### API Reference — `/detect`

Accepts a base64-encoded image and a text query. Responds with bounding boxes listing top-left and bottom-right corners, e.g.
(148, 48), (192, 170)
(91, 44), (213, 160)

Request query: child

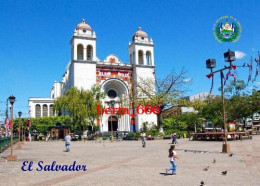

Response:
(166, 145), (179, 175)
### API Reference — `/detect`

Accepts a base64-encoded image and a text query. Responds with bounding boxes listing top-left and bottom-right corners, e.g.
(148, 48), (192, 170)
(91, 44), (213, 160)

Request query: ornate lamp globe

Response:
(18, 111), (22, 117)
(9, 95), (16, 104)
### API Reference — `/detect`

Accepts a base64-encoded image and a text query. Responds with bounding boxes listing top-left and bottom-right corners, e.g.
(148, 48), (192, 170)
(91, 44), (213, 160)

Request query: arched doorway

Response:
(108, 116), (118, 132)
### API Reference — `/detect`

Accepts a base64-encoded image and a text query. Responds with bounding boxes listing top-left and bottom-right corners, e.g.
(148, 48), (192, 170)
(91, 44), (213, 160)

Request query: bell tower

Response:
(68, 19), (97, 90)
(70, 19), (97, 61)
(128, 27), (154, 66)
(128, 27), (157, 132)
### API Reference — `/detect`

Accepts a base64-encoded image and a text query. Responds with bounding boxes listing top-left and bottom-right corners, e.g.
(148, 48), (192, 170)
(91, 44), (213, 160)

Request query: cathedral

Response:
(28, 19), (157, 132)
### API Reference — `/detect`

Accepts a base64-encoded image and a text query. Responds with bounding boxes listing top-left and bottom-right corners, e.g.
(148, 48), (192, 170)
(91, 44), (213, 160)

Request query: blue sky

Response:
(0, 0), (260, 118)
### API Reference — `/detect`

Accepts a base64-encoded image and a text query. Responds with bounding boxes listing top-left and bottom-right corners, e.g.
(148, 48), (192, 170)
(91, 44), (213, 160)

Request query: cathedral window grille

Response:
(107, 89), (117, 99)
(146, 51), (151, 65)
(43, 104), (48, 116)
(138, 50), (144, 65)
(77, 44), (83, 60)
(49, 104), (54, 116)
(35, 104), (41, 118)
(87, 45), (93, 60)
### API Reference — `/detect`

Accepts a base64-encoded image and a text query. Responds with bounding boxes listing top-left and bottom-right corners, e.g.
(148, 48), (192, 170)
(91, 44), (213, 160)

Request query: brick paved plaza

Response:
(0, 136), (260, 186)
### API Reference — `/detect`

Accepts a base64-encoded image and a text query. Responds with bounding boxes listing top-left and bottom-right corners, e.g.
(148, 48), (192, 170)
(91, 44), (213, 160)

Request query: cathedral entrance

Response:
(108, 116), (118, 132)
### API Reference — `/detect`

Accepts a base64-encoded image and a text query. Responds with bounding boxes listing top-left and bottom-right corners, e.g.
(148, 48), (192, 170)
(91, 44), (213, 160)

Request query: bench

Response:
(163, 135), (172, 139)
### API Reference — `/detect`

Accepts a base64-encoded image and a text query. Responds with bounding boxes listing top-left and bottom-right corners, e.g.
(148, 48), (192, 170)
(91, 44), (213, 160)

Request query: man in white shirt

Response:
(141, 132), (146, 147)
(65, 133), (71, 152)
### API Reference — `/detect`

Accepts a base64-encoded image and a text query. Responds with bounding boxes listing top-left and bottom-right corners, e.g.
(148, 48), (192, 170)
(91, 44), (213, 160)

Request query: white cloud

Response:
(183, 78), (192, 83)
(235, 51), (246, 59)
(254, 81), (260, 86)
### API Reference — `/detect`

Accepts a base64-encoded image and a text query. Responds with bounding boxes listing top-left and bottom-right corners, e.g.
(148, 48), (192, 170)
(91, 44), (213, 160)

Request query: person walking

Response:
(173, 133), (178, 144)
(166, 145), (179, 175)
(141, 132), (146, 147)
(64, 133), (71, 152)
(171, 132), (175, 144)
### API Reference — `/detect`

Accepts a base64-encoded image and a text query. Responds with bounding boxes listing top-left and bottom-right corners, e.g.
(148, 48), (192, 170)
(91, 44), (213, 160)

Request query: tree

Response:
(224, 79), (246, 97)
(54, 85), (105, 132)
(198, 97), (224, 128)
(178, 112), (203, 132)
(85, 85), (105, 131)
(251, 90), (260, 114)
(225, 94), (252, 121)
(132, 69), (188, 132)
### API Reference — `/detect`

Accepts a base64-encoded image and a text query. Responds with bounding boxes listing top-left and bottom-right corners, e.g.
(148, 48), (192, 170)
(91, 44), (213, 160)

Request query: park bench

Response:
(163, 135), (171, 139)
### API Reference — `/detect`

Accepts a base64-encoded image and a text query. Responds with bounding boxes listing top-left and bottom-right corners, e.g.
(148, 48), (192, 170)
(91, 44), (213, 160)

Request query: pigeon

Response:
(222, 171), (227, 175)
(200, 181), (205, 186)
(229, 153), (233, 157)
(184, 150), (187, 152)
(213, 159), (216, 164)
(203, 166), (209, 171)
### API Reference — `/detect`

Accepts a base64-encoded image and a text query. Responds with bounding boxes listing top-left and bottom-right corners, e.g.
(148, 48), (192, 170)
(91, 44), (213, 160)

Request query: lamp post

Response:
(206, 49), (235, 153)
(16, 111), (22, 149)
(108, 100), (115, 142)
(7, 95), (17, 161)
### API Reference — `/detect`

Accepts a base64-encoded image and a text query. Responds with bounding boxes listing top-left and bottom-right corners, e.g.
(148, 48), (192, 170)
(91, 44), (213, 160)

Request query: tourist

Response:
(65, 133), (71, 152)
(116, 132), (119, 141)
(166, 145), (179, 175)
(141, 132), (146, 147)
(173, 133), (178, 144)
(171, 132), (175, 144)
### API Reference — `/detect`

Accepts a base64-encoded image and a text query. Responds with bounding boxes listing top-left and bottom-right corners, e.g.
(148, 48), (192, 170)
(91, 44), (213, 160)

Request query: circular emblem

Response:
(213, 16), (242, 43)
(109, 57), (116, 63)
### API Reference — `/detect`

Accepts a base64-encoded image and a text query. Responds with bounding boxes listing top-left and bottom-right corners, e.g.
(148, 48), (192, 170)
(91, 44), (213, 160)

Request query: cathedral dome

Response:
(133, 27), (148, 38)
(76, 19), (91, 31)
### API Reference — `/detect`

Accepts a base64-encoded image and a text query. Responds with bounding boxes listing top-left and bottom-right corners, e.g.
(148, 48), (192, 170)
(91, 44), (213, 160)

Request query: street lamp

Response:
(16, 111), (22, 149)
(7, 95), (17, 161)
(108, 100), (116, 142)
(206, 49), (236, 153)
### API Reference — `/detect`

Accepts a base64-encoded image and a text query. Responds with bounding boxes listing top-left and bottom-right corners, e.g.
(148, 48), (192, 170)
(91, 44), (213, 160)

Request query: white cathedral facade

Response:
(29, 19), (157, 132)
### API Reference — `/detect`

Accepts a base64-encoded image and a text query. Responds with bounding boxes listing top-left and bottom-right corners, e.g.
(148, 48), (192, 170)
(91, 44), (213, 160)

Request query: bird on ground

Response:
(200, 181), (205, 186)
(213, 159), (216, 163)
(229, 153), (233, 157)
(222, 171), (227, 175)
(184, 150), (187, 152)
(203, 166), (209, 171)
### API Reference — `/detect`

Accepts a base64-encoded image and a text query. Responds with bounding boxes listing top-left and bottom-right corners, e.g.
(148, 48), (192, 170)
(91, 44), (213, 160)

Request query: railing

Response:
(0, 135), (19, 153)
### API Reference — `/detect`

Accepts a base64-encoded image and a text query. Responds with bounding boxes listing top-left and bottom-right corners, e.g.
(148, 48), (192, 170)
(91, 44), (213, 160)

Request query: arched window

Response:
(130, 54), (132, 64)
(133, 52), (135, 64)
(43, 104), (48, 116)
(87, 45), (93, 60)
(49, 104), (54, 116)
(138, 50), (143, 65)
(35, 104), (41, 118)
(146, 51), (152, 65)
(77, 44), (83, 60)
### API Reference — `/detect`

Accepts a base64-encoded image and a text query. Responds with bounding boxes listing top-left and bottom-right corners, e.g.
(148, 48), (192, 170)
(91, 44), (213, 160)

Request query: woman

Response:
(166, 145), (179, 175)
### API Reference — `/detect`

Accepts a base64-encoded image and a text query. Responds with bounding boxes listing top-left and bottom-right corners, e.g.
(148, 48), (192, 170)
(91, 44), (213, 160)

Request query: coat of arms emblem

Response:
(213, 16), (242, 43)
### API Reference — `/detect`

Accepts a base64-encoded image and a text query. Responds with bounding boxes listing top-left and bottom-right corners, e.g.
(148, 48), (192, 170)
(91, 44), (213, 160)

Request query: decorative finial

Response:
(81, 18), (85, 23)
(138, 27), (141, 31)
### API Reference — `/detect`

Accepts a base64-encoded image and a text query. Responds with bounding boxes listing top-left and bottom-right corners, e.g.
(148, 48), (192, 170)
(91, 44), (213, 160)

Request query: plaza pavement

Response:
(0, 135), (260, 186)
